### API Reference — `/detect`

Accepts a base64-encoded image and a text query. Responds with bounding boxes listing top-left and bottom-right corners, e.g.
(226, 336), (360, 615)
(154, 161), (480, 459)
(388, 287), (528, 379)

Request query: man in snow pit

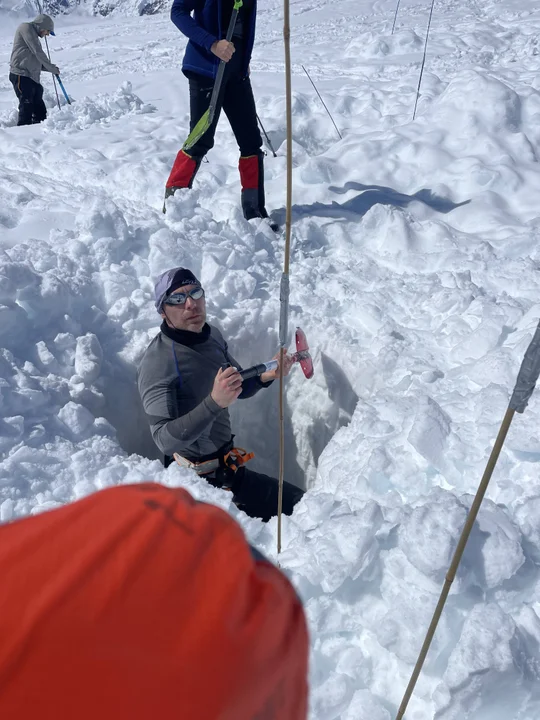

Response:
(137, 266), (305, 522)
(165, 0), (270, 222)
(0, 483), (309, 719)
(9, 14), (60, 126)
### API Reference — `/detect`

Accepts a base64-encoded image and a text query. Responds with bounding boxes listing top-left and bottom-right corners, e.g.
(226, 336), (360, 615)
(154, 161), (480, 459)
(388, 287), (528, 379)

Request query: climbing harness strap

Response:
(173, 446), (254, 476)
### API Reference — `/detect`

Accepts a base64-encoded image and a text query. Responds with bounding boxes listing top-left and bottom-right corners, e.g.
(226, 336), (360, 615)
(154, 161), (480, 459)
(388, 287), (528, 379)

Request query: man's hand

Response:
(260, 350), (295, 383)
(51, 65), (60, 75)
(211, 366), (242, 408)
(211, 40), (235, 62)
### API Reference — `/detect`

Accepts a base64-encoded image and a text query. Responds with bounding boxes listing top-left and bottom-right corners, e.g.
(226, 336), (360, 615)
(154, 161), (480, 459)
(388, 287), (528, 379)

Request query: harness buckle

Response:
(223, 447), (255, 472)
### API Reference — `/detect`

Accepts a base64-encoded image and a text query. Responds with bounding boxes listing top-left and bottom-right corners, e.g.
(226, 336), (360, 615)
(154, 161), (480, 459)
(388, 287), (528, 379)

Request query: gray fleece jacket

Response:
(10, 15), (59, 84)
(137, 323), (271, 460)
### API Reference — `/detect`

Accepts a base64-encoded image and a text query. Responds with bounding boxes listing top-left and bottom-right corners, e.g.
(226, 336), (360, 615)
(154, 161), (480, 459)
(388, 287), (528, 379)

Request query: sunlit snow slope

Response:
(2, 0), (540, 717)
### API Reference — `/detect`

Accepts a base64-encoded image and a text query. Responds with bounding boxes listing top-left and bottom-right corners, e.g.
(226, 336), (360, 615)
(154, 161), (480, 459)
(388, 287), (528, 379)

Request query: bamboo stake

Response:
(395, 320), (540, 718)
(277, 0), (293, 555)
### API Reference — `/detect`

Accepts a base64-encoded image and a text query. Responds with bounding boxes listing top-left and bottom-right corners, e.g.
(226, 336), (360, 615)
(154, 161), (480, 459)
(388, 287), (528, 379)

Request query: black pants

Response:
(164, 453), (303, 523)
(229, 467), (304, 523)
(9, 73), (47, 126)
(186, 39), (262, 159)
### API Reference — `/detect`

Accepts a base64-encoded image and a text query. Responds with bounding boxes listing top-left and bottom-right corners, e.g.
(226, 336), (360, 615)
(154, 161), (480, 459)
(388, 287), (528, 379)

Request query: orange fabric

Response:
(166, 149), (198, 189)
(224, 447), (255, 471)
(239, 155), (259, 190)
(0, 484), (308, 720)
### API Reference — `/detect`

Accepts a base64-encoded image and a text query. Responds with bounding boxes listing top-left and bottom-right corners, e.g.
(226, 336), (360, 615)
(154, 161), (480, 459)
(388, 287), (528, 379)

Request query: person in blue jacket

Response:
(166, 0), (270, 222)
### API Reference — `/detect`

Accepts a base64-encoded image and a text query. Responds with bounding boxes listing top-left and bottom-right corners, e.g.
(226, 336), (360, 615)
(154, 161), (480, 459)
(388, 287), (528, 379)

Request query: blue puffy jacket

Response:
(171, 0), (257, 80)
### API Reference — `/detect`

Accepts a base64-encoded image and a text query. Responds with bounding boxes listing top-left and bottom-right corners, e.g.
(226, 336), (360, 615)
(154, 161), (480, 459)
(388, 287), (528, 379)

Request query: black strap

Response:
(163, 454), (174, 468)
(163, 438), (234, 469)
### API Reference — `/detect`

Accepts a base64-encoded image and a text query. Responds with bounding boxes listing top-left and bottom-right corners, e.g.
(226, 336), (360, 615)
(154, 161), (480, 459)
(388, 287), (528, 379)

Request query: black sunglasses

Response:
(164, 287), (205, 306)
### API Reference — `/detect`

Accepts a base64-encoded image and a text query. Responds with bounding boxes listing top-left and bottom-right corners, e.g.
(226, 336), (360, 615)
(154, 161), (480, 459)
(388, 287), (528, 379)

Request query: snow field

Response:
(2, 0), (540, 717)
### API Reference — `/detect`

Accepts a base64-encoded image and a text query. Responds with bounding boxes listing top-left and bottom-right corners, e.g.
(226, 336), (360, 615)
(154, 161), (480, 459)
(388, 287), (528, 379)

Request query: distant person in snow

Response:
(9, 14), (60, 126)
(166, 0), (270, 222)
(0, 483), (309, 719)
(137, 267), (305, 522)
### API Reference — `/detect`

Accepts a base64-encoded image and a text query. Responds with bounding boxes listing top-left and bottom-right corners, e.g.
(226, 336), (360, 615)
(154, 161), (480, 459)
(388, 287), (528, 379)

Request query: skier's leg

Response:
(165, 150), (204, 197)
(32, 82), (47, 124)
(9, 73), (22, 102)
(166, 75), (224, 195)
(231, 467), (304, 523)
(238, 151), (268, 220)
(10, 74), (34, 126)
(222, 75), (267, 220)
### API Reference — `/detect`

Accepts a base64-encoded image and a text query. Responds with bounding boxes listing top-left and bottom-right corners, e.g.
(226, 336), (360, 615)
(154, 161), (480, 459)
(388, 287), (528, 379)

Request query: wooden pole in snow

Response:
(395, 320), (540, 718)
(277, 0), (293, 555)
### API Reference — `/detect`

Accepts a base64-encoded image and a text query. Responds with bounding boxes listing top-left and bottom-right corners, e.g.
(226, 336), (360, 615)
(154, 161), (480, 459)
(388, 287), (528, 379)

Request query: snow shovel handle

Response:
(236, 349), (311, 382)
(244, 350), (312, 378)
(206, 1), (243, 125)
(239, 360), (278, 381)
(509, 319), (540, 413)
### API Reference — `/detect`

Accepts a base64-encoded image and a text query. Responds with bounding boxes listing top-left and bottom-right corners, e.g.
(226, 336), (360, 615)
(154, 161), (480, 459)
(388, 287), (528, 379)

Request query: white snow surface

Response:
(2, 0), (540, 717)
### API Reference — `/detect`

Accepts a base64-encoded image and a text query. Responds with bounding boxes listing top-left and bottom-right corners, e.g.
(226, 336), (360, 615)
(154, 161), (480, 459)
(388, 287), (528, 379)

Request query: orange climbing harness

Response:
(173, 447), (254, 476)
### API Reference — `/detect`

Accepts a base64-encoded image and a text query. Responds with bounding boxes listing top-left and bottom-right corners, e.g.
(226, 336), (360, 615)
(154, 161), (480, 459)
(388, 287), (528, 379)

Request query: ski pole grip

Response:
(239, 360), (278, 381)
(509, 319), (540, 413)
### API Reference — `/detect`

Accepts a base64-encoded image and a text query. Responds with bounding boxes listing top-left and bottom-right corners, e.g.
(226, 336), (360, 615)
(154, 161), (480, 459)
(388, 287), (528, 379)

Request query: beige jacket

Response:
(10, 15), (59, 84)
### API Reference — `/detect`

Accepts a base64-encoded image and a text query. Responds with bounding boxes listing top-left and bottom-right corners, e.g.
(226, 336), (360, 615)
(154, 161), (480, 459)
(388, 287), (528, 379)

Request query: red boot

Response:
(165, 150), (202, 198)
(239, 152), (269, 220)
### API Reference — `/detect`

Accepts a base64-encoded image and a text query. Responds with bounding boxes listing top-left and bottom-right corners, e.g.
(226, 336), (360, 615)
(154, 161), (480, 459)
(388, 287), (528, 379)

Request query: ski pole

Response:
(256, 113), (277, 157)
(57, 76), (71, 105)
(301, 65), (342, 140)
(391, 0), (402, 34)
(183, 0), (243, 151)
(412, 0), (436, 120)
(44, 36), (61, 110)
(395, 319), (540, 719)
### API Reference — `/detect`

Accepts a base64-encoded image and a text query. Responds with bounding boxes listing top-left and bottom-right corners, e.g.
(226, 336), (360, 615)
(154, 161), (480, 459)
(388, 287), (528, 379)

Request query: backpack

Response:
(0, 483), (308, 719)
